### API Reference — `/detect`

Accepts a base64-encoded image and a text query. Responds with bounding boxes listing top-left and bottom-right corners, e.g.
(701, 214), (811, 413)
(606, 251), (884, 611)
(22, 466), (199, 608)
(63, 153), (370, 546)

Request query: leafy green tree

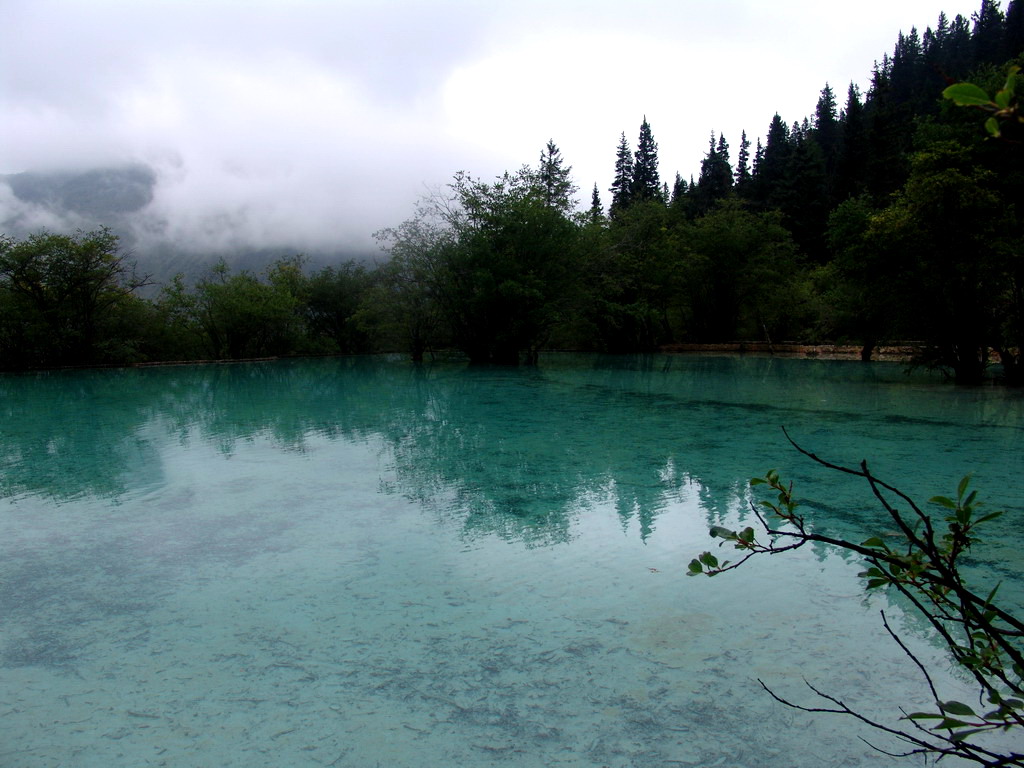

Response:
(304, 262), (373, 354)
(0, 228), (150, 367)
(591, 198), (682, 351)
(821, 195), (896, 359)
(864, 142), (1006, 383)
(378, 168), (581, 364)
(193, 260), (302, 360)
(370, 214), (453, 362)
(442, 170), (581, 363)
(151, 274), (205, 360)
(683, 200), (805, 342)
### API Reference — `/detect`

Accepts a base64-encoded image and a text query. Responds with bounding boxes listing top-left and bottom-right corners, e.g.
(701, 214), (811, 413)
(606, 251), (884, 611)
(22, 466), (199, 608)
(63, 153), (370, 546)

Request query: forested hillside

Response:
(2, 1), (1022, 381)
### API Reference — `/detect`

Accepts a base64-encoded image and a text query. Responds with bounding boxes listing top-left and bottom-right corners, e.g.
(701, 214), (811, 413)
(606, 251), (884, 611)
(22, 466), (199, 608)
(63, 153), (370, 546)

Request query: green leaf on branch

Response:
(930, 495), (957, 509)
(709, 525), (735, 539)
(943, 83), (993, 106)
(940, 700), (977, 717)
(985, 117), (1001, 137)
(698, 551), (719, 569)
(957, 475), (971, 499)
(687, 559), (704, 575)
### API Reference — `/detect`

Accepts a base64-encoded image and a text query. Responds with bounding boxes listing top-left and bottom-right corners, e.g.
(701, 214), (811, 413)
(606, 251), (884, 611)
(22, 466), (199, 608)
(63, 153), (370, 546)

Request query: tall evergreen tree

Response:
(671, 172), (687, 203)
(692, 132), (734, 215)
(589, 184), (604, 225)
(609, 132), (634, 219)
(864, 60), (912, 199)
(1006, 0), (1024, 59)
(536, 139), (577, 214)
(972, 0), (1006, 66)
(834, 83), (868, 202)
(945, 14), (975, 76)
(735, 130), (753, 196)
(631, 117), (661, 202)
(752, 114), (790, 208)
(783, 131), (829, 262)
(813, 85), (840, 165)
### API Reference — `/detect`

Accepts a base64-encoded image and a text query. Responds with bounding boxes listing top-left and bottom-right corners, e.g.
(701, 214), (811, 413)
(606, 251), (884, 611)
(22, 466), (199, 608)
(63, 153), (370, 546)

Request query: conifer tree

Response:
(972, 0), (1006, 66)
(672, 172), (686, 201)
(945, 14), (974, 76)
(589, 184), (604, 224)
(752, 115), (791, 208)
(1006, 0), (1024, 60)
(536, 140), (577, 214)
(734, 130), (753, 196)
(631, 117), (661, 202)
(609, 132), (634, 219)
(834, 83), (868, 202)
(752, 139), (764, 179)
(692, 132), (734, 215)
(813, 85), (840, 164)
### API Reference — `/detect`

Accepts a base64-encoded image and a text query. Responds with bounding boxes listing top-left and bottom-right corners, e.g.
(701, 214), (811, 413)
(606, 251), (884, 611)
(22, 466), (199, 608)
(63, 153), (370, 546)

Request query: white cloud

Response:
(0, 0), (986, 259)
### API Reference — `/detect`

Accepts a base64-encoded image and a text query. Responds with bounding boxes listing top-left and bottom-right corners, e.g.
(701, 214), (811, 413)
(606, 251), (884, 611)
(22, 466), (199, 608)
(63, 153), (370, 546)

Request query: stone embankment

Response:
(660, 342), (920, 361)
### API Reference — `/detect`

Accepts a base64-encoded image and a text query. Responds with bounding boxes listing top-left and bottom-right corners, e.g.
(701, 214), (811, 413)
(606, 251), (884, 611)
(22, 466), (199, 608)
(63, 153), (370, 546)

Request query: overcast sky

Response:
(1, 0), (984, 257)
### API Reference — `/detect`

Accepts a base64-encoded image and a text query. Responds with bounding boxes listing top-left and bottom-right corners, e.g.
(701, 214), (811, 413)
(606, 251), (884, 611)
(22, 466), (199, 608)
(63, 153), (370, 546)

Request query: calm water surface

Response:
(1, 354), (1022, 767)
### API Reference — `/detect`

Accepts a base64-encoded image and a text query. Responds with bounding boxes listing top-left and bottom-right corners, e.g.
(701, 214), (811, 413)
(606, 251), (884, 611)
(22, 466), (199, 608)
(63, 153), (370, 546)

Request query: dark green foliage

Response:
(586, 199), (681, 351)
(1007, 1), (1024, 59)
(813, 84), (840, 184)
(304, 263), (373, 354)
(834, 83), (868, 202)
(3, 2), (1023, 376)
(537, 139), (577, 214)
(0, 228), (150, 368)
(973, 0), (1006, 66)
(375, 169), (581, 364)
(609, 132), (634, 220)
(192, 260), (303, 360)
(691, 132), (734, 216)
(682, 201), (805, 342)
(589, 183), (604, 225)
(734, 130), (752, 196)
(631, 117), (661, 202)
(751, 114), (790, 208)
(864, 143), (1009, 383)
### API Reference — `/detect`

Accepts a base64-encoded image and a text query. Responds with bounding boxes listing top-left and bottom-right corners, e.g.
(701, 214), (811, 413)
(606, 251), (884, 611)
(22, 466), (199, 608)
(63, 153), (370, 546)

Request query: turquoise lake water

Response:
(1, 354), (1022, 767)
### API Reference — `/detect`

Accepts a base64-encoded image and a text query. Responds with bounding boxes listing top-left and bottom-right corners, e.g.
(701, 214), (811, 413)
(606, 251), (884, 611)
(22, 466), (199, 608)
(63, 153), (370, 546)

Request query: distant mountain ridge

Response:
(2, 164), (157, 219)
(0, 164), (375, 285)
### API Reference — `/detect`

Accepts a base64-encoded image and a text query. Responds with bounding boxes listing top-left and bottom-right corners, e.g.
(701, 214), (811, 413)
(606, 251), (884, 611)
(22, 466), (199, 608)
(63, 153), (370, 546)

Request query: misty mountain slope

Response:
(2, 164), (157, 218)
(0, 164), (378, 287)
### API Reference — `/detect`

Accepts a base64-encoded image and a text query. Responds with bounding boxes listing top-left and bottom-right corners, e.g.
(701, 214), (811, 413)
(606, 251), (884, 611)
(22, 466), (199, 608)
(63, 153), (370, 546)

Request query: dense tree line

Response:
(1, 1), (1022, 382)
